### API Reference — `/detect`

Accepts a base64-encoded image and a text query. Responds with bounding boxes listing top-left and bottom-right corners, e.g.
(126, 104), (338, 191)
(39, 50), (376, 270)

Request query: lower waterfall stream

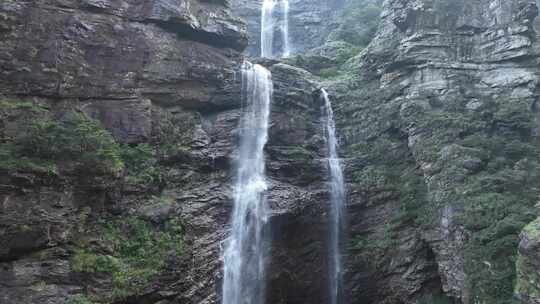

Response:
(321, 89), (346, 304)
(222, 62), (273, 304)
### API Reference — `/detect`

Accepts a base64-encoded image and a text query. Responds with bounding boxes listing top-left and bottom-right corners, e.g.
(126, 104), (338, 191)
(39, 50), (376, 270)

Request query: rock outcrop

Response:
(321, 0), (540, 303)
(516, 217), (540, 304)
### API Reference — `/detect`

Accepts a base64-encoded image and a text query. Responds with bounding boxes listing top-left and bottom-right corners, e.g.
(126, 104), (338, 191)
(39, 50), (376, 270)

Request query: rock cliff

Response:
(2, 0), (540, 304)
(1, 0), (249, 303)
(318, 0), (540, 303)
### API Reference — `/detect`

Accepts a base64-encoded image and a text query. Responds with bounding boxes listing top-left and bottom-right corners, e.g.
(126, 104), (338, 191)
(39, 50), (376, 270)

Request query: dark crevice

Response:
(41, 3), (247, 51)
(149, 19), (247, 51)
(8, 93), (139, 102)
(0, 245), (56, 264)
(415, 245), (463, 304)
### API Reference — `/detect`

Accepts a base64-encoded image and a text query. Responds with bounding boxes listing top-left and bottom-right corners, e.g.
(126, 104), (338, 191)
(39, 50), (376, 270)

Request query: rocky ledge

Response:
(516, 217), (540, 304)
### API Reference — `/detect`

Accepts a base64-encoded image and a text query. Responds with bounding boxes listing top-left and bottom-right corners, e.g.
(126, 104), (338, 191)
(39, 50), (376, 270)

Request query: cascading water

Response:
(222, 62), (273, 304)
(261, 0), (290, 58)
(261, 0), (275, 58)
(321, 89), (346, 304)
(280, 0), (290, 57)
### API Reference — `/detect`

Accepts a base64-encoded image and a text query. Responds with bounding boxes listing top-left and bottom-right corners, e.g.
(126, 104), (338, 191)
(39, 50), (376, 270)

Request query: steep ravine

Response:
(1, 1), (540, 304)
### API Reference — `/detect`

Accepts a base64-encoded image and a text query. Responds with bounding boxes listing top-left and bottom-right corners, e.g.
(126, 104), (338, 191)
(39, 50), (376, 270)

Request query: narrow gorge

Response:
(1, 1), (540, 304)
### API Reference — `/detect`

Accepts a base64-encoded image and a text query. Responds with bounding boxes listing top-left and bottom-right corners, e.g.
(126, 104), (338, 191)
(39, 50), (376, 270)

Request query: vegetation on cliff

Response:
(515, 217), (540, 304)
(0, 98), (123, 175)
(327, 1), (382, 47)
(71, 216), (184, 301)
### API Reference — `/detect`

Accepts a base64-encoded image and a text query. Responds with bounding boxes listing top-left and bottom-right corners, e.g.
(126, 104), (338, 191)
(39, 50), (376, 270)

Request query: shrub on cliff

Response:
(22, 111), (123, 174)
(71, 216), (184, 301)
(327, 2), (382, 47)
(0, 98), (123, 175)
(119, 143), (161, 185)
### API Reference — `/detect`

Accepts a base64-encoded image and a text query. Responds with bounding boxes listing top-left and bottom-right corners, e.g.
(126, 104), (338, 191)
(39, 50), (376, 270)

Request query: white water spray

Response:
(261, 0), (290, 58)
(280, 0), (290, 57)
(321, 89), (346, 304)
(261, 0), (275, 58)
(222, 62), (273, 304)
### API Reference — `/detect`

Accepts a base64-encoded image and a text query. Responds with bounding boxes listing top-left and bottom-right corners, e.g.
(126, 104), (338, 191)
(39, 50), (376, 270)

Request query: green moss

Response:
(522, 217), (540, 239)
(352, 166), (390, 189)
(71, 251), (120, 273)
(148, 194), (175, 206)
(515, 253), (540, 302)
(279, 146), (314, 161)
(335, 46), (363, 64)
(349, 138), (429, 266)
(404, 108), (487, 163)
(318, 67), (341, 79)
(0, 143), (58, 174)
(350, 133), (429, 224)
(71, 216), (184, 301)
(349, 92), (540, 304)
(441, 138), (540, 302)
(312, 41), (363, 65)
(327, 3), (382, 47)
(493, 99), (535, 134)
(24, 112), (124, 173)
(66, 295), (96, 304)
(416, 292), (453, 304)
(120, 143), (161, 185)
(1, 105), (123, 175)
(351, 223), (397, 253)
(417, 104), (540, 302)
(0, 98), (48, 114)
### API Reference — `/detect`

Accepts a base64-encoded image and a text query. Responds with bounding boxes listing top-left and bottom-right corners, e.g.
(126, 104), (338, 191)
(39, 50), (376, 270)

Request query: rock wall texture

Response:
(0, 0), (251, 303)
(315, 0), (540, 303)
(0, 1), (333, 304)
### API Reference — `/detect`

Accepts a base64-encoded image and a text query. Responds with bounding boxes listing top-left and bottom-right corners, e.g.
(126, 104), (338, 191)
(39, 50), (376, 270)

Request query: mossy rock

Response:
(515, 217), (540, 304)
(308, 41), (363, 65)
(326, 2), (382, 47)
(71, 216), (184, 301)
(1, 100), (124, 176)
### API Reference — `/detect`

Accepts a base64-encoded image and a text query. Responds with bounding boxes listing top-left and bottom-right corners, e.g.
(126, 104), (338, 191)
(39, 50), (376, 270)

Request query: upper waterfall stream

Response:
(222, 62), (273, 304)
(321, 89), (346, 304)
(261, 0), (290, 58)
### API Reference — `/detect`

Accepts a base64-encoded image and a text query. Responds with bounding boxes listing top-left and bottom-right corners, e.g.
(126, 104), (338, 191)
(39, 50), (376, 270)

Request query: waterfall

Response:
(261, 0), (275, 58)
(321, 89), (346, 304)
(222, 62), (273, 304)
(280, 0), (290, 57)
(261, 0), (290, 58)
